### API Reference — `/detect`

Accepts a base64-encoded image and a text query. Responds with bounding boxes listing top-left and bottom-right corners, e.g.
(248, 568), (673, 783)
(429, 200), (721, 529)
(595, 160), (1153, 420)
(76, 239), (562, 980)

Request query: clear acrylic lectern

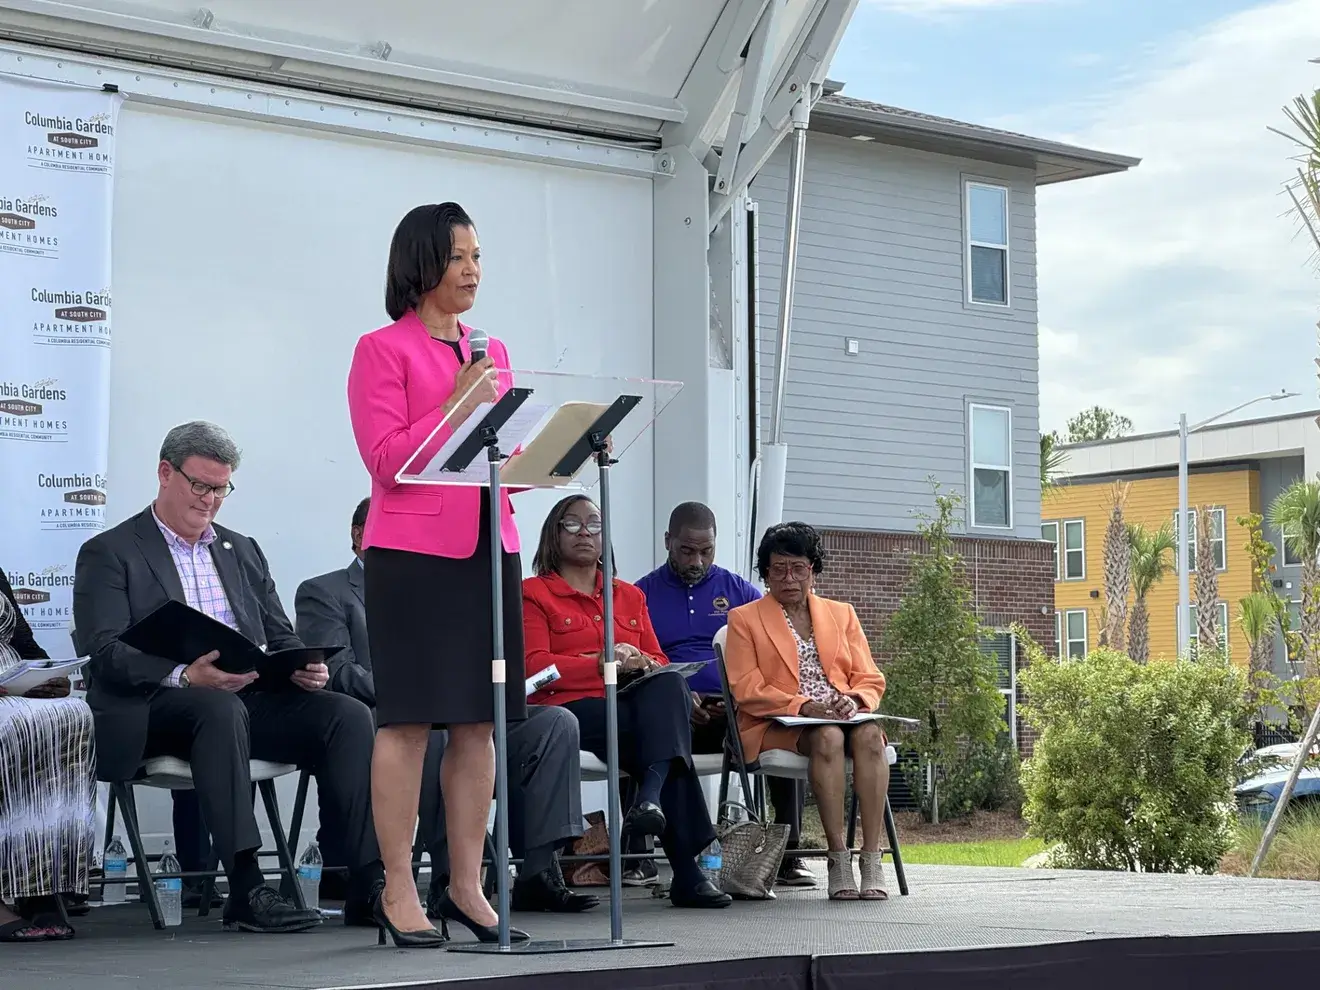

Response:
(396, 368), (682, 956)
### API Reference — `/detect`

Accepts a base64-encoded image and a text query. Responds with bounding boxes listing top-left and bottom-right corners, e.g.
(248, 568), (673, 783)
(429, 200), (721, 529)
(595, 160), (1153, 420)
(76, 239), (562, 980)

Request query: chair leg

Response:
(197, 848), (221, 918)
(99, 790), (117, 902)
(846, 790), (859, 850)
(288, 770), (310, 859)
(117, 783), (165, 930)
(883, 796), (909, 896)
(258, 779), (306, 911)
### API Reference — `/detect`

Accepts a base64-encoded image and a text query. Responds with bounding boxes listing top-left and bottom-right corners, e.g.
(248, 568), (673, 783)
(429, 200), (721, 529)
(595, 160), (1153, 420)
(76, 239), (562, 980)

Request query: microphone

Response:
(467, 327), (488, 363)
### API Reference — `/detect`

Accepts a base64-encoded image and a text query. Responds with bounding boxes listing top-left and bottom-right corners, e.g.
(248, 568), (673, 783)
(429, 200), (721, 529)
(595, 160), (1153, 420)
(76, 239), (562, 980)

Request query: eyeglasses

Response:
(180, 470), (235, 499)
(768, 561), (811, 580)
(560, 518), (602, 536)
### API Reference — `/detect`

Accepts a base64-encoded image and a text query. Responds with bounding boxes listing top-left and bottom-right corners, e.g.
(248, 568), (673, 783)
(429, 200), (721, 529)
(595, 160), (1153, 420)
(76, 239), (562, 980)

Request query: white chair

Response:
(104, 757), (305, 928)
(712, 625), (909, 895)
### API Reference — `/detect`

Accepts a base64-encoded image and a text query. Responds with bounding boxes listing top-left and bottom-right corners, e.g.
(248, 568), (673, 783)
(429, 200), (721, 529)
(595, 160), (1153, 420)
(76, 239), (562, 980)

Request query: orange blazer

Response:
(724, 594), (886, 761)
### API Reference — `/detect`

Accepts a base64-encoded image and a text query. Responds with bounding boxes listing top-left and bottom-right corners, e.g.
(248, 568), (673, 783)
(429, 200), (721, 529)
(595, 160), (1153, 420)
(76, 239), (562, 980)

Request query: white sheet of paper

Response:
(526, 664), (560, 697)
(772, 712), (919, 728)
(0, 657), (89, 696)
(412, 400), (552, 484)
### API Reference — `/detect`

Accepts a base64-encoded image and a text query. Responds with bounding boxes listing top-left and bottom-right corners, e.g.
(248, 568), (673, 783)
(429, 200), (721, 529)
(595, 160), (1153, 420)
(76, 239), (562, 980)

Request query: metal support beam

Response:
(712, 0), (782, 197)
(663, 0), (772, 159)
(708, 0), (856, 229)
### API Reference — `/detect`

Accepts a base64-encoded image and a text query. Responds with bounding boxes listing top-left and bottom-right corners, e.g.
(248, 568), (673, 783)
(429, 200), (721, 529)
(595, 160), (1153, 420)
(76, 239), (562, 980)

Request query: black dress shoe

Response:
(669, 879), (733, 909)
(512, 861), (600, 914)
(222, 885), (322, 933)
(436, 889), (530, 943)
(625, 801), (666, 839)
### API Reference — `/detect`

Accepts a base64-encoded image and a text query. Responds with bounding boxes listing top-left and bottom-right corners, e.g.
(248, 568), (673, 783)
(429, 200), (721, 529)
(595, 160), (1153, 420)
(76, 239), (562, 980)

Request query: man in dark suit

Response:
(73, 422), (383, 934)
(295, 498), (596, 915)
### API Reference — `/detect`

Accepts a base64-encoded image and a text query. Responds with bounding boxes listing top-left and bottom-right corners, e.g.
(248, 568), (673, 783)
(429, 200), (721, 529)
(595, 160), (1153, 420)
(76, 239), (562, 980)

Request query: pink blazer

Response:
(347, 310), (520, 559)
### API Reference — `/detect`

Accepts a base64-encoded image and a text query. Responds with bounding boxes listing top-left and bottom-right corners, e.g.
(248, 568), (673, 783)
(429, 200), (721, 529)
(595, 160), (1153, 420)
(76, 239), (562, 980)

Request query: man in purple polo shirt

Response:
(634, 502), (815, 888)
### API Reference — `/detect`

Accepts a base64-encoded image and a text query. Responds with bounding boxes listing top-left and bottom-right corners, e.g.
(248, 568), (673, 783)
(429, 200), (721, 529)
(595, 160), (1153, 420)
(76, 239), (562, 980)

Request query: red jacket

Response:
(522, 571), (668, 705)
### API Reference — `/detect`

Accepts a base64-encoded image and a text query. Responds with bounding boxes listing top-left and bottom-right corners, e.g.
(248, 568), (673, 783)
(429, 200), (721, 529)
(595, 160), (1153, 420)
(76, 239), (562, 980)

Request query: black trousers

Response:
(144, 687), (379, 880)
(565, 669), (715, 860)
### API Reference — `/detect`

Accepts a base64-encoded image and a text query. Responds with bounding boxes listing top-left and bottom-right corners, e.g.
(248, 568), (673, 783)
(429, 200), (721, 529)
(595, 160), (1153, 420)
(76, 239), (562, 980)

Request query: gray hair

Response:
(158, 421), (242, 471)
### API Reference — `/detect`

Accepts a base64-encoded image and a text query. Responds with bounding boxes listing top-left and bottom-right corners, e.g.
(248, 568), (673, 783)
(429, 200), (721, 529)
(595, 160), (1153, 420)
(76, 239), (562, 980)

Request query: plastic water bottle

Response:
(698, 838), (723, 886)
(155, 838), (183, 927)
(296, 842), (322, 912)
(102, 836), (128, 905)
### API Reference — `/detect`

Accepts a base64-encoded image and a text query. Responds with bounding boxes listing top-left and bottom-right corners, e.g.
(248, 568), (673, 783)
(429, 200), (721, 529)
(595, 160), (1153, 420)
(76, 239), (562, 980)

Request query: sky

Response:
(830, 0), (1320, 436)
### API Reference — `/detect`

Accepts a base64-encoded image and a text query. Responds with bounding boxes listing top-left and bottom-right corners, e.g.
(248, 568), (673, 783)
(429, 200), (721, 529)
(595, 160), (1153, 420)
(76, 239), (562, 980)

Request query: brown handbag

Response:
(563, 811), (610, 887)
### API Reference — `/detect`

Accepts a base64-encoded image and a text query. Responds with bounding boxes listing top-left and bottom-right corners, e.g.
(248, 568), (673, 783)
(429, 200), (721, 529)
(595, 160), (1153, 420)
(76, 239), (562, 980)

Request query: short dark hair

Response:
(532, 494), (616, 577)
(351, 497), (370, 529)
(668, 501), (716, 535)
(755, 522), (826, 581)
(384, 202), (476, 321)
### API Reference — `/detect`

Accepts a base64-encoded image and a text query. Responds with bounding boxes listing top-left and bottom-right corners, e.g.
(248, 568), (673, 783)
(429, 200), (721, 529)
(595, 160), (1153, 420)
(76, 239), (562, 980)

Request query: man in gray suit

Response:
(295, 499), (597, 915)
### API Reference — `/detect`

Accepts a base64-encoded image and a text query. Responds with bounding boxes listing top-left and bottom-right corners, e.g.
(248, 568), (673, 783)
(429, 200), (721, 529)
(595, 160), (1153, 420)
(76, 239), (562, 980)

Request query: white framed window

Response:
(1179, 601), (1230, 658)
(983, 631), (1017, 743)
(1055, 610), (1064, 658)
(1281, 524), (1303, 567)
(1064, 609), (1088, 658)
(969, 403), (1013, 529)
(965, 180), (1010, 306)
(1062, 519), (1085, 580)
(1041, 522), (1060, 580)
(1172, 507), (1226, 573)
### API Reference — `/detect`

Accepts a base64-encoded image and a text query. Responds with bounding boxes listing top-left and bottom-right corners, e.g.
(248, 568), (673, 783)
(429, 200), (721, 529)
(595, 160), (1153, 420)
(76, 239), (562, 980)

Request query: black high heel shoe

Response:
(372, 889), (448, 948)
(437, 889), (530, 943)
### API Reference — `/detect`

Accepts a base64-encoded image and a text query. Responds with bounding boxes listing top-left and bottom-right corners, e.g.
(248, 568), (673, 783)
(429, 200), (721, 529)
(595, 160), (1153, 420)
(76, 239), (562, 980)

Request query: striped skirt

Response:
(0, 697), (96, 901)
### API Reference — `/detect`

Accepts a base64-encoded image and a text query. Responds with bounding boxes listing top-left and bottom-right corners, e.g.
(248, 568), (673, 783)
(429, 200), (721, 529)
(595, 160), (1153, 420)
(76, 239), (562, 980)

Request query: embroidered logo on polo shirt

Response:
(712, 596), (730, 613)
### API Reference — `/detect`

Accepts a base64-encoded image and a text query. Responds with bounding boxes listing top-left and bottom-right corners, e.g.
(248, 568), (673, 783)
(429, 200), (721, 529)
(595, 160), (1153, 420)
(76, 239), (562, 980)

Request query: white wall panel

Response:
(103, 101), (654, 849)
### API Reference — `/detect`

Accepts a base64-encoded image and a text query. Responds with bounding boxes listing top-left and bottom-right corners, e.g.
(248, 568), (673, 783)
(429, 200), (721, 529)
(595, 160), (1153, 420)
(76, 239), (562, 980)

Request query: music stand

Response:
(397, 368), (682, 955)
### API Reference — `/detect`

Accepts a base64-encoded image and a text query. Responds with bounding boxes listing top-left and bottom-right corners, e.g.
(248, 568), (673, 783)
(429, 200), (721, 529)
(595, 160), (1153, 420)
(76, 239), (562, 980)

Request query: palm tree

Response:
(1128, 522), (1176, 664)
(1272, 87), (1320, 271)
(1100, 482), (1131, 652)
(1238, 592), (1277, 714)
(1269, 480), (1320, 680)
(1040, 431), (1067, 496)
(1195, 506), (1222, 657)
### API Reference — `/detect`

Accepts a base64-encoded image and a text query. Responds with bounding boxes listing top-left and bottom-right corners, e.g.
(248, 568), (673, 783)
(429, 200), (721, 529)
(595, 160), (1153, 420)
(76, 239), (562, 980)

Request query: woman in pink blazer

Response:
(347, 203), (527, 948)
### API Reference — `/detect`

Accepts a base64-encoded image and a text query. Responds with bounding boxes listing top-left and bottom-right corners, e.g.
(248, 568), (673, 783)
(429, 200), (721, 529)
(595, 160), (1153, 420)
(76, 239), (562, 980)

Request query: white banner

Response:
(0, 76), (121, 658)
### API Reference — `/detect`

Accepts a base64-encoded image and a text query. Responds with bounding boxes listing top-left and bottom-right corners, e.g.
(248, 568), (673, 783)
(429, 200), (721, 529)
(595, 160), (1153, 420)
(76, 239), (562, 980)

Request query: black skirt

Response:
(364, 499), (527, 728)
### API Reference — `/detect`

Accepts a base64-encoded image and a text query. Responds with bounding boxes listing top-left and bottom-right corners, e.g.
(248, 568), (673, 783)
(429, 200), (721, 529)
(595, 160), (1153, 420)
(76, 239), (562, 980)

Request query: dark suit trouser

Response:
(420, 706), (583, 876)
(565, 669), (716, 860)
(143, 687), (379, 877)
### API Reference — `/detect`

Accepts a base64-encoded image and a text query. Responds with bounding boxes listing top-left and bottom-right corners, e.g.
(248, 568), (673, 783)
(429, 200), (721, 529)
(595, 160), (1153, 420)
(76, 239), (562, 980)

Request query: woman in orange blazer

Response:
(523, 494), (731, 909)
(723, 522), (890, 902)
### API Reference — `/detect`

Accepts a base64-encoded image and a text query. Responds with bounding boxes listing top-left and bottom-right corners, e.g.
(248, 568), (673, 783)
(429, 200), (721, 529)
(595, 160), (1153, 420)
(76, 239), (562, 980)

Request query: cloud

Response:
(1027, 0), (1320, 435)
(864, 0), (1051, 12)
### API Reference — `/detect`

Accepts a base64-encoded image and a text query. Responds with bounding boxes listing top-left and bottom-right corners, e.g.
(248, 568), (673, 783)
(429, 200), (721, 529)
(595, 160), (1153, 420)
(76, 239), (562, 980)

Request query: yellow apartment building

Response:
(1047, 409), (1319, 674)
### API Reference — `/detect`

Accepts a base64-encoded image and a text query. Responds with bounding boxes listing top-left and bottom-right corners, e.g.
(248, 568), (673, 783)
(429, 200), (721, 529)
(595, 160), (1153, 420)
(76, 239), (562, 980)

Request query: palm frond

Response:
(1128, 522), (1177, 600)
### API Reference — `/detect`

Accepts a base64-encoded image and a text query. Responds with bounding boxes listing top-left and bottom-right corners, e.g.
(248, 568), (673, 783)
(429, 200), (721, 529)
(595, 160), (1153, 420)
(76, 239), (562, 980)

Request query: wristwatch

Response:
(179, 669), (191, 689)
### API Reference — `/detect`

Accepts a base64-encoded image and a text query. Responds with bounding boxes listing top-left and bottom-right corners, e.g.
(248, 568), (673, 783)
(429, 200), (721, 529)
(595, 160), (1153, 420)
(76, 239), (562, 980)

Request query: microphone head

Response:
(467, 327), (488, 361)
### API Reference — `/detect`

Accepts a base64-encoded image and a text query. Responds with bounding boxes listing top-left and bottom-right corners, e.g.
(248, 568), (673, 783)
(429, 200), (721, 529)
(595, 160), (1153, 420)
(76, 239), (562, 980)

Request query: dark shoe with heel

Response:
(624, 801), (666, 839)
(371, 888), (447, 948)
(669, 879), (733, 909)
(437, 888), (530, 942)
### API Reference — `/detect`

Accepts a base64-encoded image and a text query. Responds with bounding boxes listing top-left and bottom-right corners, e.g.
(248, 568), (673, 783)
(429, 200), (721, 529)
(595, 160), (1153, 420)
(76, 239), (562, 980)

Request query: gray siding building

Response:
(749, 82), (1137, 687)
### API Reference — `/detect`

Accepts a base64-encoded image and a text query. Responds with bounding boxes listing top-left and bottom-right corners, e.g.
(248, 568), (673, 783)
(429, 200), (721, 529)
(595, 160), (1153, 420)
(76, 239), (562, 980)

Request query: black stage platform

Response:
(13, 865), (1320, 990)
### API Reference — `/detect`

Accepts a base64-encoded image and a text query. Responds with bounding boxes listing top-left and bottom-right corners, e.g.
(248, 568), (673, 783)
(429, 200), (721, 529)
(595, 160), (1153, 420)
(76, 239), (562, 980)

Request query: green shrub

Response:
(1018, 645), (1250, 873)
(940, 735), (1026, 818)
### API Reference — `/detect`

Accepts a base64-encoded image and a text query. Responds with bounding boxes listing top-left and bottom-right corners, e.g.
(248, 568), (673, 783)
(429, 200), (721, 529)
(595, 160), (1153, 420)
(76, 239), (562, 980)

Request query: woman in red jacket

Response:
(523, 495), (731, 909)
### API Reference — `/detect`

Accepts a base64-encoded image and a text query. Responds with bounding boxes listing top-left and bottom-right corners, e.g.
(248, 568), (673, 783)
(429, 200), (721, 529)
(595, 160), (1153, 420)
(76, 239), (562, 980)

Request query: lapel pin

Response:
(222, 541), (232, 550)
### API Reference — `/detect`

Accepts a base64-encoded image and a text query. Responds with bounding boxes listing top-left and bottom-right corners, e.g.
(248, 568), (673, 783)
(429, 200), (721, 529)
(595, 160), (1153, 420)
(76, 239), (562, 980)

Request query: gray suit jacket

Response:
(294, 561), (374, 707)
(73, 506), (304, 782)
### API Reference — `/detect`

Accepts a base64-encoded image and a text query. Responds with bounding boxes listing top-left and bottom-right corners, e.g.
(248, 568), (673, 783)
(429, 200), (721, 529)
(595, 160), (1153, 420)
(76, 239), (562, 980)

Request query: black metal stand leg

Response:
(118, 784), (164, 930)
(260, 780), (306, 911)
(198, 849), (221, 918)
(846, 790), (859, 849)
(883, 797), (909, 896)
(288, 770), (310, 857)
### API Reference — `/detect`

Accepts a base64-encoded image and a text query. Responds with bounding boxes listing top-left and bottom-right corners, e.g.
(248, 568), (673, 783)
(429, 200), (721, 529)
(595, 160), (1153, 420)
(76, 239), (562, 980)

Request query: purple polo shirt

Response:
(635, 563), (761, 694)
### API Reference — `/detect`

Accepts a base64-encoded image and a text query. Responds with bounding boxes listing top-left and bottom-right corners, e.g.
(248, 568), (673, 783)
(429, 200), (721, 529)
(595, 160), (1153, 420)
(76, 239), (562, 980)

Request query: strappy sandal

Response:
(0, 917), (60, 942)
(826, 850), (859, 900)
(858, 851), (889, 901)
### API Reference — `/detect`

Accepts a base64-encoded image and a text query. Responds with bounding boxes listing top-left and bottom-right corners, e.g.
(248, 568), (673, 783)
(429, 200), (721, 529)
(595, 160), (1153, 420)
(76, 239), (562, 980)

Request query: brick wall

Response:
(812, 529), (1057, 754)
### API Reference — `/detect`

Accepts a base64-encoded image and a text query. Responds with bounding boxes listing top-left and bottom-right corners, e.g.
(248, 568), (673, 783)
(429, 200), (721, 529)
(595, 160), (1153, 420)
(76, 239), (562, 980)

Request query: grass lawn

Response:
(896, 837), (1046, 867)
